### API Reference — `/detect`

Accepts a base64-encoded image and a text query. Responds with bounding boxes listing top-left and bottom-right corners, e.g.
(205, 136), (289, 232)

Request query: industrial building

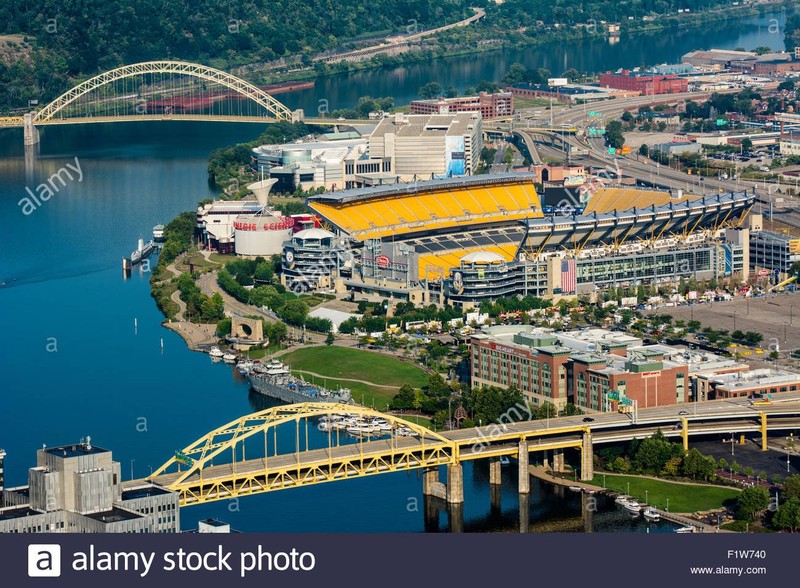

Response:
(0, 440), (180, 533)
(697, 368), (800, 400)
(409, 91), (513, 119)
(598, 70), (688, 94)
(367, 112), (483, 179)
(506, 83), (616, 103)
(469, 327), (758, 411)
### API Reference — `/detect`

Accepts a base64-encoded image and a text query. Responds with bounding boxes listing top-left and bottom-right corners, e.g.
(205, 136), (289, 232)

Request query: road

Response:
(489, 89), (800, 229)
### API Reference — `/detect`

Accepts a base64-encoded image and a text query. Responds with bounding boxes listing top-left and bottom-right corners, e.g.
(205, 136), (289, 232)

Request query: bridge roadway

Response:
(129, 391), (800, 506)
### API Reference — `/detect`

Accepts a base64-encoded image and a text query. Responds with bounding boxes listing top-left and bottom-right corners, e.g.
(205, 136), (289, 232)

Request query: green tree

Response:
(279, 299), (309, 326)
(267, 321), (288, 345)
(610, 456), (632, 473)
(773, 497), (800, 532)
(502, 63), (530, 85)
(736, 486), (769, 522)
(718, 457), (728, 470)
(325, 331), (334, 345)
(661, 456), (682, 477)
(418, 82), (442, 99)
(783, 475), (800, 500)
(633, 431), (682, 474)
(389, 384), (416, 410)
(741, 137), (753, 151)
(605, 120), (625, 150)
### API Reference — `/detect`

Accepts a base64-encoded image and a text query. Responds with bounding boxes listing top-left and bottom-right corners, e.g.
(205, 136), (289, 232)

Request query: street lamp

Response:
(666, 498), (669, 512)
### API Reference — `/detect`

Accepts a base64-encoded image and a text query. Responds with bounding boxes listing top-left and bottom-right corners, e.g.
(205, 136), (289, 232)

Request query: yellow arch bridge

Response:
(125, 395), (800, 507)
(0, 60), (369, 145)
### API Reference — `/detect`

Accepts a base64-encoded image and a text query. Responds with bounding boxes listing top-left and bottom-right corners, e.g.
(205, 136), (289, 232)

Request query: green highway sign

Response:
(716, 119), (726, 126)
(607, 391), (620, 400)
(608, 147), (616, 154)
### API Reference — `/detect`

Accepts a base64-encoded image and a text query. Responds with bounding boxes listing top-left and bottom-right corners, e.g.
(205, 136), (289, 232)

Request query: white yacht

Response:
(222, 353), (236, 363)
(643, 507), (661, 522)
(623, 500), (642, 515)
(208, 347), (224, 358)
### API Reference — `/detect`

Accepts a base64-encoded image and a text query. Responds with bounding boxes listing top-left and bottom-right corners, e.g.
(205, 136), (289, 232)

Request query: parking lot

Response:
(692, 439), (798, 481)
(649, 291), (800, 356)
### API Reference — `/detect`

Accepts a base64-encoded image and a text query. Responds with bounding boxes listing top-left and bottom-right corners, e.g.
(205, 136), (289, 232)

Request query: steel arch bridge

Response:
(146, 403), (457, 506)
(33, 60), (294, 123)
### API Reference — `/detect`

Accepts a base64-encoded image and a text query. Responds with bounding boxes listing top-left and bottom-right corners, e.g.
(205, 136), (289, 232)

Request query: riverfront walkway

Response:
(528, 466), (733, 533)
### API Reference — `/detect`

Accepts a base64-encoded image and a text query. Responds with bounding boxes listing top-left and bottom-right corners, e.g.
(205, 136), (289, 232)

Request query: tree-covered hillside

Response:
(0, 0), (468, 110)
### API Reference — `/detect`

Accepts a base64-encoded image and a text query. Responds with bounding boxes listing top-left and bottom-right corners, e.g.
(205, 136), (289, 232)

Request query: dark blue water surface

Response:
(1, 12), (782, 530)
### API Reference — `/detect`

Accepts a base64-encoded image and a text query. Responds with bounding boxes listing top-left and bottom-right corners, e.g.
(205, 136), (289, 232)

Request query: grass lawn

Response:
(592, 473), (740, 513)
(280, 346), (429, 410)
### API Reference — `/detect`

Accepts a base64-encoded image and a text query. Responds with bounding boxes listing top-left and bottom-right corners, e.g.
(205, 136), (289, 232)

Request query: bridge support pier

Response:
(760, 413), (767, 452)
(490, 483), (502, 517)
(447, 502), (464, 533)
(580, 432), (593, 481)
(422, 467), (447, 500)
(489, 457), (502, 485)
(681, 417), (689, 452)
(518, 440), (530, 494)
(446, 464), (464, 504)
(582, 492), (594, 533)
(553, 449), (565, 473)
(519, 493), (529, 533)
(24, 113), (40, 146)
(423, 495), (441, 532)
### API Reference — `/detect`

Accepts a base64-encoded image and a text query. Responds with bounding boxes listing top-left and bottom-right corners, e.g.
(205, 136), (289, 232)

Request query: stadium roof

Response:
(309, 172), (537, 204)
(294, 228), (336, 240)
(461, 250), (506, 264)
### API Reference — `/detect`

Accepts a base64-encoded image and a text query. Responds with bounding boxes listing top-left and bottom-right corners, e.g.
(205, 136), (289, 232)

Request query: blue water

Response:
(2, 9), (783, 529)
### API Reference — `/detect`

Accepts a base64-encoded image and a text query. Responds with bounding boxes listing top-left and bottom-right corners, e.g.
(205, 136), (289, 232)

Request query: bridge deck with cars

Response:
(123, 392), (800, 507)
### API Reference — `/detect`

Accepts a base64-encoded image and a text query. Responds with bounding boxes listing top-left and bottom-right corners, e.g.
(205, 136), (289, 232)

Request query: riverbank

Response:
(528, 465), (735, 532)
(249, 0), (797, 89)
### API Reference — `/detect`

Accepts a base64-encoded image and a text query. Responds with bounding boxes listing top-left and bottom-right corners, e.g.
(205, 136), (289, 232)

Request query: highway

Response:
(488, 89), (800, 229)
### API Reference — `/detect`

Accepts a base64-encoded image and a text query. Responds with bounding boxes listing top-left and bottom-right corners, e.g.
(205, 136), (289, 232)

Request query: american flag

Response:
(561, 258), (576, 293)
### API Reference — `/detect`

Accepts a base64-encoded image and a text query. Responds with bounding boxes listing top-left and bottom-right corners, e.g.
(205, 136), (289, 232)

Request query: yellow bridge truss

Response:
(26, 60), (293, 124)
(148, 403), (457, 506)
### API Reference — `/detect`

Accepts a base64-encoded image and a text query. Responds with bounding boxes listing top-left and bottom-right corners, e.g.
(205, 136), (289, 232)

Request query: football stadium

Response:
(281, 173), (756, 307)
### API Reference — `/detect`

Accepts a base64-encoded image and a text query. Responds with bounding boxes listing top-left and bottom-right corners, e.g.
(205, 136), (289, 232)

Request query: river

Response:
(0, 11), (782, 532)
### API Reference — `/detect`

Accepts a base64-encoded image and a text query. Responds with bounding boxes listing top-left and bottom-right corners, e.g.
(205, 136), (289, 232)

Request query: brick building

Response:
(470, 327), (752, 412)
(409, 92), (513, 119)
(599, 71), (688, 95)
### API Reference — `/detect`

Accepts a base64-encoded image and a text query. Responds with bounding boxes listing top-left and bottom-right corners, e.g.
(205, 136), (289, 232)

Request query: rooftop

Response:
(44, 443), (109, 459)
(0, 507), (41, 521)
(370, 112), (481, 140)
(309, 172), (536, 204)
(83, 507), (145, 524)
(121, 485), (173, 501)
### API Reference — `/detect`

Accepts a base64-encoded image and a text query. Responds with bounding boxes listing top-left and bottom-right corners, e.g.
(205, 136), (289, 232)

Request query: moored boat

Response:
(675, 525), (695, 533)
(643, 507), (660, 521)
(624, 500), (642, 515)
(208, 347), (224, 358)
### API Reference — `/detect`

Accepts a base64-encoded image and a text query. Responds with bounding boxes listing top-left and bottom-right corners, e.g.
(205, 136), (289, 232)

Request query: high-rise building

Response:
(0, 439), (179, 533)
